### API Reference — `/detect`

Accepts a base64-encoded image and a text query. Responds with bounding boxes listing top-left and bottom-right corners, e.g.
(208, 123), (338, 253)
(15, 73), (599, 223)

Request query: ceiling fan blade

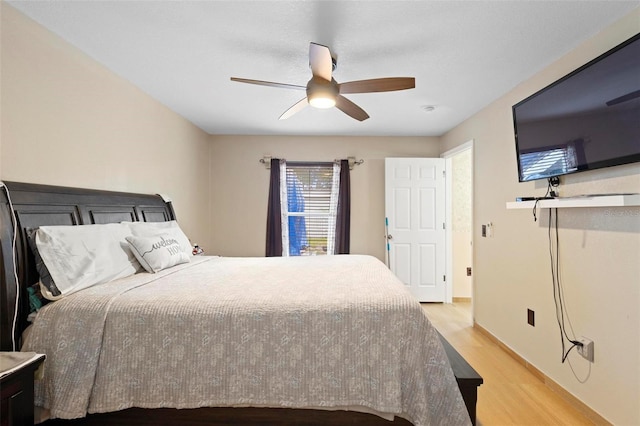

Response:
(230, 77), (305, 91)
(309, 42), (333, 81)
(606, 89), (640, 106)
(339, 77), (415, 94)
(335, 95), (369, 121)
(279, 98), (309, 120)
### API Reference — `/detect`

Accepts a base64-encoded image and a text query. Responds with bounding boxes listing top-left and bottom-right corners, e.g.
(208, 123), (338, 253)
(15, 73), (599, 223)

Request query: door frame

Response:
(441, 140), (474, 304)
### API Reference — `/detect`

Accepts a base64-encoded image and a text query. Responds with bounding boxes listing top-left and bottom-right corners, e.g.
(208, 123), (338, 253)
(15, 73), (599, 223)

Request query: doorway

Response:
(442, 141), (474, 304)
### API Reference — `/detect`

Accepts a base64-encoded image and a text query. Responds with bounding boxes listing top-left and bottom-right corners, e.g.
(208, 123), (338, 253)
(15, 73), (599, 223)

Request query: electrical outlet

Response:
(527, 309), (535, 327)
(577, 336), (594, 362)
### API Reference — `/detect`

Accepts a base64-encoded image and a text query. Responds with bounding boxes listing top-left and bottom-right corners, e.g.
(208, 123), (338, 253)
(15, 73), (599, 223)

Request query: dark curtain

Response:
(335, 159), (351, 254)
(265, 158), (283, 256)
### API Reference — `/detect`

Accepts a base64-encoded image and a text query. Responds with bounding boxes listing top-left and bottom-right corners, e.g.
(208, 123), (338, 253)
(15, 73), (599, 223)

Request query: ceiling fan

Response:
(230, 42), (415, 121)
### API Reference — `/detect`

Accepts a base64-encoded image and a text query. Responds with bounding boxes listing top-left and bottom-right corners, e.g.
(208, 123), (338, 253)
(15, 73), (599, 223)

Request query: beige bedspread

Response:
(23, 255), (470, 425)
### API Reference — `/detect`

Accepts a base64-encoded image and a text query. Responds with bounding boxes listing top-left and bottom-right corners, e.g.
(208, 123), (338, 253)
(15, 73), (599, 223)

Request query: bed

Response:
(0, 181), (471, 426)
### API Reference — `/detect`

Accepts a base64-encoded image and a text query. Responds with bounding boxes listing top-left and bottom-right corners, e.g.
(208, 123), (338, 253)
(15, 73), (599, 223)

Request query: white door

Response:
(385, 158), (446, 302)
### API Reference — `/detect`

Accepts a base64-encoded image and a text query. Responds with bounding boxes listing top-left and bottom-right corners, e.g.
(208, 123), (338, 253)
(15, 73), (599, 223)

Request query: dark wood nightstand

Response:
(1, 352), (46, 426)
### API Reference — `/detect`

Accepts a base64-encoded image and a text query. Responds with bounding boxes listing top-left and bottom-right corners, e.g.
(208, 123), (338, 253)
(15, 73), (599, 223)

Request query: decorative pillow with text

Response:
(126, 234), (190, 273)
(123, 221), (193, 257)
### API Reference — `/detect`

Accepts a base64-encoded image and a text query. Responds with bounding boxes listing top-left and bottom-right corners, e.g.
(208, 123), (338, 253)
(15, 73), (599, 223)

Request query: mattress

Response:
(23, 255), (470, 425)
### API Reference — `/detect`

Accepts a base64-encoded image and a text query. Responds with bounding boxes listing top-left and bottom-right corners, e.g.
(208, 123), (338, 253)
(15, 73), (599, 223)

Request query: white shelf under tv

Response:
(506, 193), (640, 209)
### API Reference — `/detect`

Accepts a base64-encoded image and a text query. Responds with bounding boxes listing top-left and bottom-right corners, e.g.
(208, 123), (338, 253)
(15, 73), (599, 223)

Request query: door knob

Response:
(386, 234), (393, 240)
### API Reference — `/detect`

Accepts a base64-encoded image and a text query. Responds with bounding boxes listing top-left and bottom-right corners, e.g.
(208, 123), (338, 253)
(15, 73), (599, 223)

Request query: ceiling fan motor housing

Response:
(307, 76), (339, 108)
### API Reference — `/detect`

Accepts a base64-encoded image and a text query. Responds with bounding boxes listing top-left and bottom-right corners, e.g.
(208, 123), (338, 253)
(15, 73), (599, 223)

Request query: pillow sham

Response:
(126, 234), (190, 273)
(32, 223), (141, 300)
(123, 220), (193, 257)
(26, 227), (60, 298)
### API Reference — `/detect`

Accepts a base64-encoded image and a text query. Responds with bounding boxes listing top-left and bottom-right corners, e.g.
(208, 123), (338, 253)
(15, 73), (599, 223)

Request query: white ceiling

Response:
(7, 1), (638, 137)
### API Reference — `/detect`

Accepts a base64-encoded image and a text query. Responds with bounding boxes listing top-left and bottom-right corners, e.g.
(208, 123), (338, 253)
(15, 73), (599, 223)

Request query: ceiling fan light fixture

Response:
(309, 94), (337, 109)
(307, 77), (338, 109)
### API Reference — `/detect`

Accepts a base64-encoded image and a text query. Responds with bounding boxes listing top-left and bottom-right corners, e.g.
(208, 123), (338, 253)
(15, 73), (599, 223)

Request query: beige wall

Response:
(441, 9), (640, 425)
(0, 3), (211, 248)
(210, 135), (440, 259)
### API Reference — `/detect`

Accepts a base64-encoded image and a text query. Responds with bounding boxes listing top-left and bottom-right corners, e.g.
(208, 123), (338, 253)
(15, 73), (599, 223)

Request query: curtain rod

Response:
(259, 156), (364, 170)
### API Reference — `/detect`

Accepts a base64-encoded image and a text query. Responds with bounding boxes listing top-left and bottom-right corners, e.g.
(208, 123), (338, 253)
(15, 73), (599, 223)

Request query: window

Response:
(280, 162), (340, 256)
(265, 157), (350, 257)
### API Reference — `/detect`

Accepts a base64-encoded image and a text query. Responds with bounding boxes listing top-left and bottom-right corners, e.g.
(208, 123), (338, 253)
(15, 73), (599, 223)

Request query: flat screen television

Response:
(512, 33), (640, 183)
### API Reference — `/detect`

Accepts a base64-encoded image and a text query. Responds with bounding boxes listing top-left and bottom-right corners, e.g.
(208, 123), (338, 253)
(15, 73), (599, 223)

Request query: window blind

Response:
(281, 162), (340, 256)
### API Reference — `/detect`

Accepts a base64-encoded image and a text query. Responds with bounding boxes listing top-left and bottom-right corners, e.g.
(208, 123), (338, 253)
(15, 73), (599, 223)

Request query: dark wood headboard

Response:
(0, 181), (176, 351)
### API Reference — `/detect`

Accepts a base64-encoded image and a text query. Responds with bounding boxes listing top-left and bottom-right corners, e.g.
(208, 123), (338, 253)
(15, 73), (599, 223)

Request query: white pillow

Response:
(126, 234), (190, 273)
(122, 221), (193, 257)
(34, 223), (141, 300)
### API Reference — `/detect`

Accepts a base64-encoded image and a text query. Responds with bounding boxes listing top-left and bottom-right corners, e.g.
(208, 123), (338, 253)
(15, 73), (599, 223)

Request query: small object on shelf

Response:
(516, 196), (555, 201)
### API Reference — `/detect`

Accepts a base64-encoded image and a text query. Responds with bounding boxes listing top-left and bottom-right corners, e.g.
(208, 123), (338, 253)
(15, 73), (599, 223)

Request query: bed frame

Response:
(0, 181), (177, 353)
(0, 181), (419, 426)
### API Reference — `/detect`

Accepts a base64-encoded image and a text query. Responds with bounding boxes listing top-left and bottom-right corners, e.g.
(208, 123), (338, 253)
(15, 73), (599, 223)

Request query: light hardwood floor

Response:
(422, 302), (595, 426)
